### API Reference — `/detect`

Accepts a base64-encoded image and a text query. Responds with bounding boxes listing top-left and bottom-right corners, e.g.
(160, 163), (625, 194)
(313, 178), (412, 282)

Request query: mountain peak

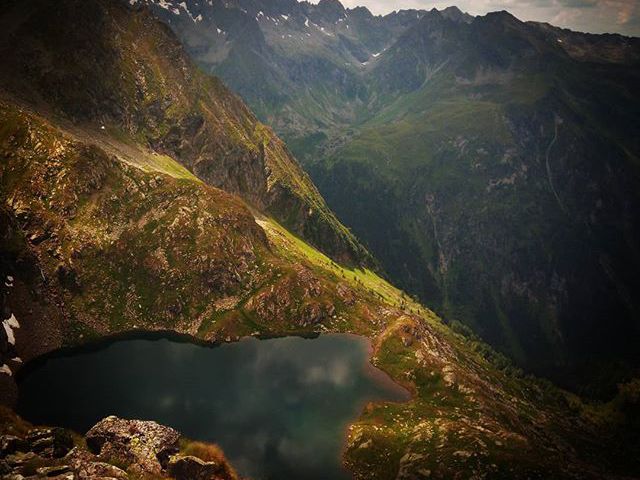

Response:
(481, 9), (521, 25)
(315, 0), (346, 21)
(440, 5), (473, 23)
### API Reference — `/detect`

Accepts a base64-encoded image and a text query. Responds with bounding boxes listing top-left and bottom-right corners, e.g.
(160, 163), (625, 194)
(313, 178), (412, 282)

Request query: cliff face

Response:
(0, 0), (371, 268)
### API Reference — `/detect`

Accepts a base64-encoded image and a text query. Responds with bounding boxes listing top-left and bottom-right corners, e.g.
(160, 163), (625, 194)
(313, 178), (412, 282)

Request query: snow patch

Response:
(156, 0), (180, 15)
(177, 1), (199, 22)
(2, 314), (20, 346)
(281, 14), (289, 20)
(0, 364), (11, 377)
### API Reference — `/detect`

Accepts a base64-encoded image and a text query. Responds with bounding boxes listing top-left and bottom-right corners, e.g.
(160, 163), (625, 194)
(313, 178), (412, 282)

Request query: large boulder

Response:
(85, 416), (180, 475)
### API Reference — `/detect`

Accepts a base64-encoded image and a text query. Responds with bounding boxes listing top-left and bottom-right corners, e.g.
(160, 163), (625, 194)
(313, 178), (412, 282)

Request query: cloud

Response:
(330, 0), (640, 36)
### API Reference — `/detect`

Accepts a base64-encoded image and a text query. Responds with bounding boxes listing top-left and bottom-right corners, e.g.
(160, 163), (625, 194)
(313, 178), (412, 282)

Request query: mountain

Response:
(1, 0), (640, 478)
(127, 0), (449, 135)
(138, 0), (640, 396)
(0, 0), (372, 268)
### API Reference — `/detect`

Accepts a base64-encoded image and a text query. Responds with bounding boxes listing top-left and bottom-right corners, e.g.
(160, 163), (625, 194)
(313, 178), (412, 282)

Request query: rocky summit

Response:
(0, 0), (639, 479)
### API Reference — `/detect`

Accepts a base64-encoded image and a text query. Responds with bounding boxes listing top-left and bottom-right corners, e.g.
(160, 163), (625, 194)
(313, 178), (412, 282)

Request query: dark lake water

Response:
(17, 333), (409, 480)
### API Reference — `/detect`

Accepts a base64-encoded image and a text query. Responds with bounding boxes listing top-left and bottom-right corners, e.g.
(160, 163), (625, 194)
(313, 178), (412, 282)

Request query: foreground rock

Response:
(168, 455), (232, 480)
(86, 416), (180, 474)
(0, 411), (237, 480)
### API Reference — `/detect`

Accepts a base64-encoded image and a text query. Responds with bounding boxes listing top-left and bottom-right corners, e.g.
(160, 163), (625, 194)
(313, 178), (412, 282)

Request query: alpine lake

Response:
(17, 333), (409, 480)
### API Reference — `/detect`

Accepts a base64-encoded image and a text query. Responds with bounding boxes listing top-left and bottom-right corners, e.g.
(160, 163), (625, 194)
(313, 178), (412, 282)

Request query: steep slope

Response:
(1, 98), (640, 479)
(311, 11), (640, 394)
(0, 0), (371, 267)
(142, 0), (640, 395)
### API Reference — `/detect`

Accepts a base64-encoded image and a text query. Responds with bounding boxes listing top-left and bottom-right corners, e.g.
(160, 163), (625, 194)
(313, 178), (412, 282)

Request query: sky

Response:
(336, 0), (640, 36)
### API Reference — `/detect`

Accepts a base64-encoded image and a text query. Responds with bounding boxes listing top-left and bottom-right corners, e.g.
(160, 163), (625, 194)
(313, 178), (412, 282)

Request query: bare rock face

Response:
(85, 416), (180, 474)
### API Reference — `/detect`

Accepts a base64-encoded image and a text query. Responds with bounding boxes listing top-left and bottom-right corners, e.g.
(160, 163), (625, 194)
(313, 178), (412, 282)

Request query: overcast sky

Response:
(336, 0), (640, 36)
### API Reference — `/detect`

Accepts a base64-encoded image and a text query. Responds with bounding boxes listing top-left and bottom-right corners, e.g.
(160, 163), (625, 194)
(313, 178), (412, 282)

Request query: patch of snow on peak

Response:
(2, 314), (20, 345)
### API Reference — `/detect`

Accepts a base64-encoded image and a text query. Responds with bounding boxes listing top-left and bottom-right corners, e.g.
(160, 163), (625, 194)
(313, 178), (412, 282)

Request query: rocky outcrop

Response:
(0, 414), (237, 480)
(86, 416), (180, 474)
(25, 429), (74, 459)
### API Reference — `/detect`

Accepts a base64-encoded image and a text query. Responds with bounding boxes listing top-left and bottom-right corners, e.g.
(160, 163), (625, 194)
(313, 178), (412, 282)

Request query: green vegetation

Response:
(1, 1), (639, 478)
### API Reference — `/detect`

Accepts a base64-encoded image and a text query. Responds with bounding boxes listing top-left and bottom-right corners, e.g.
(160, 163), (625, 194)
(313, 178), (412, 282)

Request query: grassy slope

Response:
(2, 99), (637, 478)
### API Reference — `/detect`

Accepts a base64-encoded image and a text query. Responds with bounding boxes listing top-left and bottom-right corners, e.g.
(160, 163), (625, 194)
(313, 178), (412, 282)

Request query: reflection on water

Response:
(17, 334), (408, 480)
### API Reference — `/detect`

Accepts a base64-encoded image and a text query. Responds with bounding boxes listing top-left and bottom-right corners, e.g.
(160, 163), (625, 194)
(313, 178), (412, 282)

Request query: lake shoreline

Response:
(16, 330), (415, 480)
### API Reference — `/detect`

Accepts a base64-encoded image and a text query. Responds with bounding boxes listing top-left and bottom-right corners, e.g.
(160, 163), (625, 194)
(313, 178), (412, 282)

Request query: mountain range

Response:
(0, 0), (639, 478)
(134, 0), (640, 396)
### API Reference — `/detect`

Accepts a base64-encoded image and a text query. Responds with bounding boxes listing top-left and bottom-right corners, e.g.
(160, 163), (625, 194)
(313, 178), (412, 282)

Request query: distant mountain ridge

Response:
(127, 0), (475, 131)
(132, 0), (640, 396)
